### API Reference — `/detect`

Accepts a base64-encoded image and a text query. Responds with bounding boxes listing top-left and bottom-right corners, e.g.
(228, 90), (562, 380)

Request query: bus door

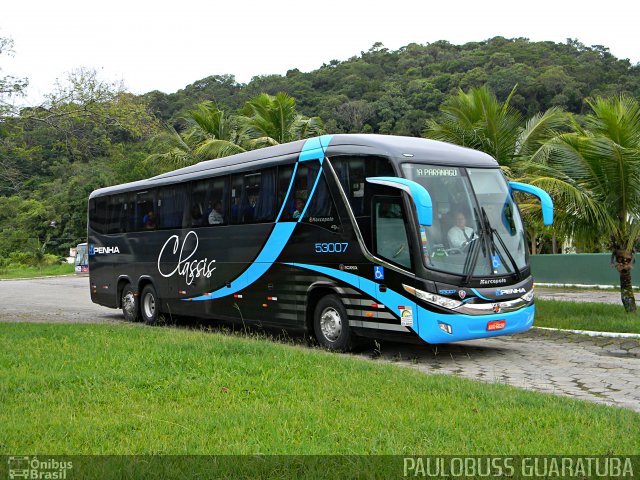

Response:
(367, 195), (418, 333)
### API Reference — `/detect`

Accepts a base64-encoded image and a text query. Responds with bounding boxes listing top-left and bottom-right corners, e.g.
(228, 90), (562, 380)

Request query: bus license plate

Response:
(487, 320), (506, 331)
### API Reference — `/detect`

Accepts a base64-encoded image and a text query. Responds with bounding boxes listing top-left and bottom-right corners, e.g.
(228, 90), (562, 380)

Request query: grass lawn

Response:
(535, 299), (640, 334)
(1, 323), (638, 458)
(0, 263), (74, 279)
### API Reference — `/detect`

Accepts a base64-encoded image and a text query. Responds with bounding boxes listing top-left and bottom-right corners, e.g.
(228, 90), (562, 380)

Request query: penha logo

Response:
(90, 244), (120, 255)
(158, 230), (216, 286)
(496, 287), (526, 297)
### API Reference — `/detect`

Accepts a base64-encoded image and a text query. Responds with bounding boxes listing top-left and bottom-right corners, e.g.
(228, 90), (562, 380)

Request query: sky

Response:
(3, 0), (639, 105)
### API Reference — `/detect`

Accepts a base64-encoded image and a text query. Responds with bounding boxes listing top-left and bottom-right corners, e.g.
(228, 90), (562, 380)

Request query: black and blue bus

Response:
(88, 134), (553, 350)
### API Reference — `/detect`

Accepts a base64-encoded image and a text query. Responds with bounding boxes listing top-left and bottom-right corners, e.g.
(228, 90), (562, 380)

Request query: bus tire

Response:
(313, 294), (354, 352)
(121, 284), (140, 322)
(140, 284), (160, 325)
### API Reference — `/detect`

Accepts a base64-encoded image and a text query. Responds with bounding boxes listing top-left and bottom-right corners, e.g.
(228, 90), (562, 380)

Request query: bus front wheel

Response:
(121, 284), (140, 322)
(313, 294), (354, 352)
(140, 284), (160, 325)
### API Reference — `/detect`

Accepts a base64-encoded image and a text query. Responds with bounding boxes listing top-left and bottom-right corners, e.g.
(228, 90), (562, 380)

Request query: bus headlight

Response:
(403, 284), (463, 310)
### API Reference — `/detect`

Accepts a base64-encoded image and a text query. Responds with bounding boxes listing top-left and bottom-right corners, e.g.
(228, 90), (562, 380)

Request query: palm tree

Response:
(424, 85), (568, 252)
(147, 101), (246, 170)
(526, 95), (640, 312)
(424, 85), (566, 173)
(146, 123), (197, 170)
(184, 101), (247, 159)
(242, 92), (324, 146)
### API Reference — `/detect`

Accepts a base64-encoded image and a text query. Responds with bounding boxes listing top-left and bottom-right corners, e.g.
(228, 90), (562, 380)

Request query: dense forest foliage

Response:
(1, 36), (639, 268)
(145, 37), (640, 133)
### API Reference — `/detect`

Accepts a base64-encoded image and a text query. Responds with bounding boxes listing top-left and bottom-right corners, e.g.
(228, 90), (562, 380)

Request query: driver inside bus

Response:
(447, 211), (476, 249)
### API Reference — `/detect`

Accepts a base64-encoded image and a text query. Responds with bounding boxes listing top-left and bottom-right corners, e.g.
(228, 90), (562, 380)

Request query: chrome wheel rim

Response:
(143, 292), (155, 319)
(122, 291), (136, 317)
(320, 307), (342, 342)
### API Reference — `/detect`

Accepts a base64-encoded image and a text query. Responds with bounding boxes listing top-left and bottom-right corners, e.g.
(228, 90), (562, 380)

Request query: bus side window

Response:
(136, 190), (156, 231)
(231, 168), (276, 224)
(277, 164), (295, 219)
(117, 194), (135, 233)
(187, 177), (229, 228)
(158, 183), (190, 230)
(107, 194), (129, 234)
(330, 156), (395, 217)
(90, 198), (108, 234)
(205, 177), (228, 226)
(302, 170), (340, 230)
(373, 196), (412, 269)
(253, 168), (275, 222)
(190, 180), (208, 227)
(279, 163), (313, 221)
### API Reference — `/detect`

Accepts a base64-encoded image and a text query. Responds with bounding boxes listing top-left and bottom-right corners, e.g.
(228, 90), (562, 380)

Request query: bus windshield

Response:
(74, 243), (89, 273)
(402, 164), (527, 277)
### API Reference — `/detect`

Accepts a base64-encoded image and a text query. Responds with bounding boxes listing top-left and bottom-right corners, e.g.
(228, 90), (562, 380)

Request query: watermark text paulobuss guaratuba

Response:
(403, 456), (634, 478)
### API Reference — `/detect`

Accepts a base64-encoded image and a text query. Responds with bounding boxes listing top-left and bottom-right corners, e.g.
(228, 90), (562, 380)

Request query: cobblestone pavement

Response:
(366, 329), (640, 412)
(2, 276), (639, 412)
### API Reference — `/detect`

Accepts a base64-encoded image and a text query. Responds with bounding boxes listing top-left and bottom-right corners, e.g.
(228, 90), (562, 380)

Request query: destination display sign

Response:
(414, 167), (458, 177)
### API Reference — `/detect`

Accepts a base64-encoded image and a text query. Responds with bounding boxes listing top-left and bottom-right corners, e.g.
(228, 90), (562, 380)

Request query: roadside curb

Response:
(0, 274), (77, 282)
(533, 326), (640, 339)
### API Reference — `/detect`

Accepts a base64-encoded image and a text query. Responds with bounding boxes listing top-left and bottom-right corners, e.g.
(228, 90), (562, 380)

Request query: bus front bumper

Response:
(415, 303), (535, 344)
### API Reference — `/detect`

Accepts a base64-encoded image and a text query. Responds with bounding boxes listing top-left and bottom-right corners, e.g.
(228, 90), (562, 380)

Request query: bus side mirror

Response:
(509, 181), (554, 226)
(366, 177), (433, 226)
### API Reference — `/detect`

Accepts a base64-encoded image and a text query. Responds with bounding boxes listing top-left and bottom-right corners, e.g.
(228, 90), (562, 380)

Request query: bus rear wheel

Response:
(313, 294), (354, 352)
(121, 284), (140, 322)
(140, 284), (160, 325)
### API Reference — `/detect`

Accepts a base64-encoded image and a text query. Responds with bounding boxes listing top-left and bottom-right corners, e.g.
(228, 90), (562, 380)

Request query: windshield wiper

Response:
(480, 207), (521, 280)
(462, 207), (485, 285)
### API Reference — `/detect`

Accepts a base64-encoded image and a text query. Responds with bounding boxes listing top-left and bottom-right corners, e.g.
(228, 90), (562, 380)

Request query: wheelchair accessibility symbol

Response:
(491, 255), (502, 269)
(374, 266), (385, 280)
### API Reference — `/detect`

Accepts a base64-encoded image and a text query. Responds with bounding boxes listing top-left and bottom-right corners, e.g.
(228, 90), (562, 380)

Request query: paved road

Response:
(1, 276), (639, 412)
(536, 287), (631, 305)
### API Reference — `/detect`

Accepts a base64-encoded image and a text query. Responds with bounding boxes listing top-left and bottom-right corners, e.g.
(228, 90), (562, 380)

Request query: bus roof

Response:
(90, 134), (498, 199)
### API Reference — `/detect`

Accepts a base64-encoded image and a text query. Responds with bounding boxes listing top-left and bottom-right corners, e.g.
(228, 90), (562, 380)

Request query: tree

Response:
(21, 68), (157, 162)
(333, 100), (374, 132)
(424, 85), (567, 171)
(241, 92), (324, 147)
(0, 36), (28, 119)
(424, 85), (568, 254)
(147, 101), (246, 170)
(526, 95), (640, 312)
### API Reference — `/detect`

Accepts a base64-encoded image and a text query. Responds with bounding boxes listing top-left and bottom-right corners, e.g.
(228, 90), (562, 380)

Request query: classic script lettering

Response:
(157, 231), (216, 285)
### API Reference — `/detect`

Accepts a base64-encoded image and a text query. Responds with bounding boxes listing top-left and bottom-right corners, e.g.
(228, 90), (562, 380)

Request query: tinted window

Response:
(303, 170), (340, 231)
(373, 196), (411, 269)
(279, 162), (320, 221)
(136, 191), (157, 231)
(330, 156), (395, 216)
(190, 177), (228, 227)
(112, 193), (135, 233)
(158, 184), (190, 230)
(230, 168), (276, 224)
(90, 198), (108, 234)
(277, 164), (295, 219)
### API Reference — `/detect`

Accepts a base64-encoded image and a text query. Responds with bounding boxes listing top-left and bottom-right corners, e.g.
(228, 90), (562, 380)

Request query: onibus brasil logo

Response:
(7, 456), (72, 479)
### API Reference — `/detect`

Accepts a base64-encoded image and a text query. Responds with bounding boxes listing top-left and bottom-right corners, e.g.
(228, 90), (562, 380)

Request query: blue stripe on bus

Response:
(298, 165), (323, 222)
(470, 288), (491, 301)
(191, 222), (297, 300)
(276, 162), (299, 222)
(285, 262), (534, 344)
(187, 135), (333, 302)
(299, 134), (332, 163)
